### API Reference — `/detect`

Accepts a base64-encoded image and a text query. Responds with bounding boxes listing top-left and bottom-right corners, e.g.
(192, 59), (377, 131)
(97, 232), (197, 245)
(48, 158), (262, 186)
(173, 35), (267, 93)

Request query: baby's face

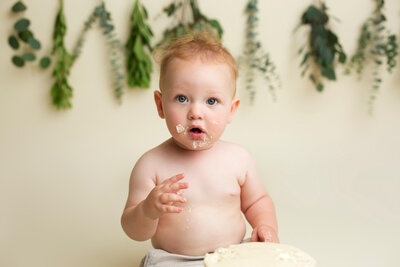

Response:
(155, 58), (239, 150)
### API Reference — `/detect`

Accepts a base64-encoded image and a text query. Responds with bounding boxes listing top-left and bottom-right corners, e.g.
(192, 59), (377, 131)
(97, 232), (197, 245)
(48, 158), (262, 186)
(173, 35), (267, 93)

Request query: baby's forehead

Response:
(162, 58), (236, 96)
(160, 55), (237, 96)
(165, 57), (236, 82)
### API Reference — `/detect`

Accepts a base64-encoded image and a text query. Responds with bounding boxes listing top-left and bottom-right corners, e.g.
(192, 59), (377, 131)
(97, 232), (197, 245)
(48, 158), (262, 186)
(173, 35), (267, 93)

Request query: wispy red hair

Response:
(155, 31), (238, 93)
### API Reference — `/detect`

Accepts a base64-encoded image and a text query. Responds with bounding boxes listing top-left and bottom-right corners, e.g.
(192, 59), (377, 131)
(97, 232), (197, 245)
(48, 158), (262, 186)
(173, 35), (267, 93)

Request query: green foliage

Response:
(8, 1), (45, 68)
(348, 0), (398, 114)
(95, 2), (125, 100)
(8, 36), (19, 49)
(72, 2), (125, 100)
(40, 57), (51, 69)
(241, 0), (281, 103)
(50, 1), (125, 109)
(126, 0), (153, 89)
(12, 55), (24, 67)
(51, 0), (74, 109)
(298, 3), (346, 92)
(12, 1), (26, 12)
(14, 18), (30, 31)
(71, 8), (97, 62)
(22, 52), (35, 61)
(157, 0), (223, 47)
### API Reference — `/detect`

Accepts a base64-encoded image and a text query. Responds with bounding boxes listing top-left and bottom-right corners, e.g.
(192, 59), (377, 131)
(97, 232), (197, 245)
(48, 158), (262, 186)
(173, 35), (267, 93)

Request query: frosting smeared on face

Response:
(176, 124), (215, 149)
(176, 124), (186, 134)
(192, 134), (214, 149)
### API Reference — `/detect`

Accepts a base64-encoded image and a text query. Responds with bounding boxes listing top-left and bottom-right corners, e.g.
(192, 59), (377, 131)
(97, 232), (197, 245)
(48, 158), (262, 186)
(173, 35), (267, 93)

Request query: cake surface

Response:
(204, 242), (316, 267)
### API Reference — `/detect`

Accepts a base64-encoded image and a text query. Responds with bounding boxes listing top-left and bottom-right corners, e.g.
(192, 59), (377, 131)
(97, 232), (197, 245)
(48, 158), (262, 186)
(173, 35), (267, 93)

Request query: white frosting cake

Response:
(204, 242), (316, 267)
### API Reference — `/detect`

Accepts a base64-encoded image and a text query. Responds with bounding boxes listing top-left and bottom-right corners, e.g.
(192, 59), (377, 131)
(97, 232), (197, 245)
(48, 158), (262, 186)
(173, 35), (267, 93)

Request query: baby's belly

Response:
(151, 204), (246, 256)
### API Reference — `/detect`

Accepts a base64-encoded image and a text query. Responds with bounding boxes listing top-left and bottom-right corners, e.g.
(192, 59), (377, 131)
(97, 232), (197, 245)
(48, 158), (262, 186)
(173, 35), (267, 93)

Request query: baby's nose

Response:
(187, 103), (203, 120)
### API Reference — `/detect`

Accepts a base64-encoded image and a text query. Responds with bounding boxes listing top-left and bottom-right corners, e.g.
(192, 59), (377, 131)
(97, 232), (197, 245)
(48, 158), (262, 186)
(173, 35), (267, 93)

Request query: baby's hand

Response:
(143, 173), (188, 220)
(251, 225), (279, 243)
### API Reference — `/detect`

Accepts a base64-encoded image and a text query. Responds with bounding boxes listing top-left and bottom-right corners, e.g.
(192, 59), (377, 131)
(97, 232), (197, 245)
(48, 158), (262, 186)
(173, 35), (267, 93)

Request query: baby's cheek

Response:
(208, 122), (225, 139)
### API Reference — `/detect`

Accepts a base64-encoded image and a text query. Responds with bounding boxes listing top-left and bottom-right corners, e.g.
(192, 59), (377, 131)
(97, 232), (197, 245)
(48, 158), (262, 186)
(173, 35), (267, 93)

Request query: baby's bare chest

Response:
(156, 154), (246, 203)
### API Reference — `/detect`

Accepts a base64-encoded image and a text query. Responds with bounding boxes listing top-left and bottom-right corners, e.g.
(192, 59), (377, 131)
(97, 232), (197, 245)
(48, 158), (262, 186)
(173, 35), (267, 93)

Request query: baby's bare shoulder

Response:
(217, 140), (254, 161)
(136, 140), (171, 166)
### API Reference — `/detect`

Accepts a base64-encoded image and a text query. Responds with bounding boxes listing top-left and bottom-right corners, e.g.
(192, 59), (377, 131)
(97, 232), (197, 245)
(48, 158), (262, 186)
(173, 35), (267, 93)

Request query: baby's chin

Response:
(171, 137), (214, 151)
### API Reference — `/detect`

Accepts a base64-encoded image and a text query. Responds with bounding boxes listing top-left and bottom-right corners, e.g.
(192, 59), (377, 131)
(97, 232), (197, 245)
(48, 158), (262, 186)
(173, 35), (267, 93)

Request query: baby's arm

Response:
(121, 155), (188, 241)
(240, 154), (279, 243)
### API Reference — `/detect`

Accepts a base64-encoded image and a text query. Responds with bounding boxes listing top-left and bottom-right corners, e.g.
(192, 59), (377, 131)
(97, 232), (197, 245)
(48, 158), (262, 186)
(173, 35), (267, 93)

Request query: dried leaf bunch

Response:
(126, 0), (154, 89)
(298, 2), (347, 92)
(158, 0), (223, 47)
(241, 0), (281, 103)
(348, 0), (398, 114)
(8, 1), (50, 68)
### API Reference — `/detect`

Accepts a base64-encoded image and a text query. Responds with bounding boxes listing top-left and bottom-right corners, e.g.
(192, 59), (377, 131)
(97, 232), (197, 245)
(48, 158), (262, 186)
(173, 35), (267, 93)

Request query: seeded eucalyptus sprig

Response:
(71, 7), (97, 62)
(126, 0), (153, 89)
(348, 0), (398, 114)
(8, 1), (50, 68)
(95, 2), (125, 100)
(51, 0), (74, 109)
(298, 2), (347, 92)
(157, 0), (223, 47)
(240, 0), (281, 103)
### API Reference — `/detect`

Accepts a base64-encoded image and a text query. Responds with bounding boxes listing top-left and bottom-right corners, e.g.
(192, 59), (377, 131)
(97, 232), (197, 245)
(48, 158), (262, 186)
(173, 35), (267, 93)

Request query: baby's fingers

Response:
(166, 173), (185, 184)
(162, 174), (188, 192)
(160, 193), (186, 204)
(161, 205), (183, 214)
(169, 181), (189, 192)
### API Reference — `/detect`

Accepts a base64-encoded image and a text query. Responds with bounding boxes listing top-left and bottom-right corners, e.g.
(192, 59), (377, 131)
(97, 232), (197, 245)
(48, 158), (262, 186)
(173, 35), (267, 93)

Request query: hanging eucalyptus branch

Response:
(348, 0), (398, 114)
(126, 0), (153, 89)
(95, 2), (125, 100)
(71, 7), (97, 62)
(241, 0), (281, 103)
(50, 0), (74, 109)
(298, 2), (346, 92)
(157, 0), (223, 47)
(8, 1), (50, 68)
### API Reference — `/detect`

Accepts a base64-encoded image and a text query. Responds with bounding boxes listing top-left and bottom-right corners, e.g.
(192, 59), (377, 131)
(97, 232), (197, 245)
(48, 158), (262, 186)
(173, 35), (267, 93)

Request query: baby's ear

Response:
(228, 97), (240, 123)
(154, 90), (165, 119)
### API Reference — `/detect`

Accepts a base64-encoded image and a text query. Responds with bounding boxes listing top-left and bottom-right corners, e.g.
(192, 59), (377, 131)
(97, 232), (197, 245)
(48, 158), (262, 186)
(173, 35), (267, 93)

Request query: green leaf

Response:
(12, 1), (27, 12)
(14, 18), (30, 32)
(338, 51), (346, 63)
(207, 19), (223, 38)
(40, 56), (51, 68)
(8, 35), (19, 49)
(18, 30), (33, 43)
(301, 51), (312, 66)
(317, 83), (324, 91)
(321, 67), (336, 80)
(193, 21), (202, 31)
(310, 74), (316, 83)
(163, 3), (176, 17)
(12, 55), (25, 67)
(28, 37), (41, 50)
(22, 52), (36, 61)
(133, 37), (144, 61)
(176, 24), (185, 36)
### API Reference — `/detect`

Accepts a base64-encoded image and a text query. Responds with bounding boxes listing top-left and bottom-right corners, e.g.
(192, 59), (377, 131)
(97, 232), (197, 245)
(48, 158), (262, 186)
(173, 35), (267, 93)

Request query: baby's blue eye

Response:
(176, 95), (187, 103)
(207, 98), (217, 105)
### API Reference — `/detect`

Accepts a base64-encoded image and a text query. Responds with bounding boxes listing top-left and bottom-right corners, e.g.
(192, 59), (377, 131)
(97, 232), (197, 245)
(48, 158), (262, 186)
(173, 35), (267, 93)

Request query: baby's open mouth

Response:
(190, 128), (203, 133)
(188, 127), (205, 139)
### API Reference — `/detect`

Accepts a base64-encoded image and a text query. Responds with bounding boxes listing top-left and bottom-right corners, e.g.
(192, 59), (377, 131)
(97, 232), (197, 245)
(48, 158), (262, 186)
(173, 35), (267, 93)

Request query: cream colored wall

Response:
(1, 0), (400, 266)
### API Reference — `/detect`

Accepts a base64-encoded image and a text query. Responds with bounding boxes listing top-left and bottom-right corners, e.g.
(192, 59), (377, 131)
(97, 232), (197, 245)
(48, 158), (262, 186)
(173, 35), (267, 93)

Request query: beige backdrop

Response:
(1, 0), (400, 266)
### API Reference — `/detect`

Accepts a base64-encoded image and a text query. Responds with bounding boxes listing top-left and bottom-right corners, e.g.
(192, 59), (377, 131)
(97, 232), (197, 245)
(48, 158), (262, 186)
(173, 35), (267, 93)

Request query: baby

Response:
(121, 32), (279, 266)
